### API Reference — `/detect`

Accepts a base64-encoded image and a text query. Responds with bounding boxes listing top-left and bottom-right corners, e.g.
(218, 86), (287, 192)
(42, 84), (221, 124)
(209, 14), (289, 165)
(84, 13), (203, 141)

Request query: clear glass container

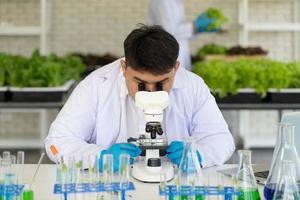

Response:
(177, 137), (204, 200)
(264, 123), (300, 200)
(236, 150), (260, 200)
(273, 161), (300, 200)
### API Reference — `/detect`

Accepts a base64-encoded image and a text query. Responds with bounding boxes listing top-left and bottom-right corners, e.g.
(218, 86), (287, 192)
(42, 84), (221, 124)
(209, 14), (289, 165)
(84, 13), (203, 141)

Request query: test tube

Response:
(55, 156), (62, 184)
(0, 158), (7, 200)
(102, 154), (113, 200)
(160, 174), (167, 200)
(88, 154), (99, 200)
(119, 154), (130, 200)
(88, 154), (98, 184)
(102, 154), (113, 185)
(230, 175), (238, 200)
(4, 155), (16, 200)
(5, 155), (16, 184)
(203, 174), (210, 200)
(173, 174), (180, 200)
(16, 151), (24, 185)
(119, 154), (130, 189)
(75, 154), (86, 200)
(61, 155), (75, 200)
(217, 173), (225, 200)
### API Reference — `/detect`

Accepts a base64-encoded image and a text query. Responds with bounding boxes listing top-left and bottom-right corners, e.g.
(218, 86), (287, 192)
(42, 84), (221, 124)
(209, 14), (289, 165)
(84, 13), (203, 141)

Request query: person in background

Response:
(148, 0), (219, 70)
(45, 25), (235, 172)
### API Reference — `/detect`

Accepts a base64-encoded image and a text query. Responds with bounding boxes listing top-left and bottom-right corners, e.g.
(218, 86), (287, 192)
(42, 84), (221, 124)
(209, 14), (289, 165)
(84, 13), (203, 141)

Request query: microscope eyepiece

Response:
(138, 82), (146, 91)
(156, 82), (163, 91)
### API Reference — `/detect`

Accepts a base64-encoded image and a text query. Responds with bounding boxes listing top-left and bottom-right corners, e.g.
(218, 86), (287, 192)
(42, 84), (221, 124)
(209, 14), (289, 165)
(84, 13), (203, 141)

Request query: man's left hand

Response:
(166, 141), (202, 168)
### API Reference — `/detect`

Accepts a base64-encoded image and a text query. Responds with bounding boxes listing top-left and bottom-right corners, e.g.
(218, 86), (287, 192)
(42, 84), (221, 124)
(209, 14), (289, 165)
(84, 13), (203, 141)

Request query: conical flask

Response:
(177, 137), (204, 200)
(264, 123), (300, 200)
(236, 150), (260, 200)
(268, 123), (283, 181)
(273, 161), (300, 200)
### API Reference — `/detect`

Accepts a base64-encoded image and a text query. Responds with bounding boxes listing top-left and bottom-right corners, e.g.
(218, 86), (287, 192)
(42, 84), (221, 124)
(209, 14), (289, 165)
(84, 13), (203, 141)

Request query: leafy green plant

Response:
(193, 59), (300, 98)
(206, 8), (228, 31)
(193, 61), (239, 97)
(0, 54), (10, 87)
(287, 62), (300, 88)
(2, 50), (85, 87)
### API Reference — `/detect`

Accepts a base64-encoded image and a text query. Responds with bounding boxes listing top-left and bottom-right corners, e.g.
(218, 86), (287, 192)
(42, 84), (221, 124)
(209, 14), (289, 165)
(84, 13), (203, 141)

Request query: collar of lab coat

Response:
(172, 66), (186, 89)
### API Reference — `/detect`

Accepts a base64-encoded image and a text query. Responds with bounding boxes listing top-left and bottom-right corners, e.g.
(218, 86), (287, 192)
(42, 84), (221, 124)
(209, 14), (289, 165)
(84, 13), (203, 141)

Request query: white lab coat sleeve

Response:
(148, 0), (194, 40)
(45, 76), (104, 163)
(190, 78), (235, 168)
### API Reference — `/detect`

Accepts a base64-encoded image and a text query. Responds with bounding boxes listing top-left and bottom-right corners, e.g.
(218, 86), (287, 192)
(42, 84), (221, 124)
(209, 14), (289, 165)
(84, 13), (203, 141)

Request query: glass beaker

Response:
(178, 137), (204, 200)
(264, 123), (300, 200)
(235, 150), (260, 200)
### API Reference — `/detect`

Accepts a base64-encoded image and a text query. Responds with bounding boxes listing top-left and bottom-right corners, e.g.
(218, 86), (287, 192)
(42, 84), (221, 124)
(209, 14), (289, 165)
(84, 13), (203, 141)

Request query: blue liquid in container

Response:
(264, 183), (300, 200)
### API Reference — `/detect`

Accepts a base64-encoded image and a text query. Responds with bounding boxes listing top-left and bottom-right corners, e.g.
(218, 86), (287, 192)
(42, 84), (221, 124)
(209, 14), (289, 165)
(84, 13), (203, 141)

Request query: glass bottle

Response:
(178, 137), (204, 200)
(236, 150), (260, 200)
(264, 123), (300, 200)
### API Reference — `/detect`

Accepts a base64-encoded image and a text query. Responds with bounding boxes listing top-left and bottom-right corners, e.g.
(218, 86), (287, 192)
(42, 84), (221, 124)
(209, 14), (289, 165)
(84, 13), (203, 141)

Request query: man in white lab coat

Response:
(148, 0), (219, 70)
(45, 25), (235, 171)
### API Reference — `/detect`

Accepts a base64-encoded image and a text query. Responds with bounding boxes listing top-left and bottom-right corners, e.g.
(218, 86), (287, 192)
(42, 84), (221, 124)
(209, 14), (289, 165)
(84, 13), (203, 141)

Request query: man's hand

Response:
(194, 12), (219, 33)
(99, 143), (141, 172)
(167, 141), (202, 168)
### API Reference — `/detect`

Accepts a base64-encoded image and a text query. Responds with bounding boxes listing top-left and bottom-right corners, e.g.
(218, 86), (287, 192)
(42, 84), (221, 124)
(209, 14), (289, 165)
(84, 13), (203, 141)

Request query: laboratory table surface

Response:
(21, 164), (265, 200)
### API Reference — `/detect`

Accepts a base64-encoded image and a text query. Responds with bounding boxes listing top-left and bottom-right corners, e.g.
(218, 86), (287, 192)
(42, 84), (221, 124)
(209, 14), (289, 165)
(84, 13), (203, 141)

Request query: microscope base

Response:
(131, 160), (174, 183)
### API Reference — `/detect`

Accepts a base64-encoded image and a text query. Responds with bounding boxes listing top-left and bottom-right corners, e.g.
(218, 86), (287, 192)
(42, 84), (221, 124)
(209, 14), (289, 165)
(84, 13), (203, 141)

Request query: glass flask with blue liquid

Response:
(264, 123), (300, 200)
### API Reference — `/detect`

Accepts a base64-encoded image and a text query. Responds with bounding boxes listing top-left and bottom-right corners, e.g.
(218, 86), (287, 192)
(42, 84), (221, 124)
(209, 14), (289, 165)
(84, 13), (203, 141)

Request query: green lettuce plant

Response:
(193, 59), (300, 98)
(206, 8), (228, 31)
(1, 50), (85, 87)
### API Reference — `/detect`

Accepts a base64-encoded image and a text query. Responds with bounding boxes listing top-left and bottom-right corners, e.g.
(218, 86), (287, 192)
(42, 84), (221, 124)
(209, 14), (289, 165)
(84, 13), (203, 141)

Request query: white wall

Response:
(0, 0), (298, 61)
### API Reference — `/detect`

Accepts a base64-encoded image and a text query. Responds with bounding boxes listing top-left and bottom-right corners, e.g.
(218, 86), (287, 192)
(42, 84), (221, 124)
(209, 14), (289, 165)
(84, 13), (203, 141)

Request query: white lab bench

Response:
(22, 164), (265, 200)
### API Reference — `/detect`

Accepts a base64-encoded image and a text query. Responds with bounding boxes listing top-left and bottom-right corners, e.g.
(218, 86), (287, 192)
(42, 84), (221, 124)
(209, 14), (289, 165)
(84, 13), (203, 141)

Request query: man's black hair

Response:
(124, 24), (179, 75)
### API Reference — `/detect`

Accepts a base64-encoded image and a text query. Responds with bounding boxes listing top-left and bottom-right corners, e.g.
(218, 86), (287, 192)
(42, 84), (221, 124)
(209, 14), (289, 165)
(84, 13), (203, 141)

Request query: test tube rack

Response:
(159, 185), (240, 200)
(0, 184), (24, 197)
(54, 182), (134, 194)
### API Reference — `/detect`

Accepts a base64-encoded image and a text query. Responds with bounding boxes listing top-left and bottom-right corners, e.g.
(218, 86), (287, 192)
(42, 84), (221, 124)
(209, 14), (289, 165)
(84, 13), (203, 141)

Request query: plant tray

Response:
(214, 89), (270, 104)
(269, 89), (300, 103)
(8, 80), (75, 102)
(204, 54), (266, 62)
(0, 87), (8, 102)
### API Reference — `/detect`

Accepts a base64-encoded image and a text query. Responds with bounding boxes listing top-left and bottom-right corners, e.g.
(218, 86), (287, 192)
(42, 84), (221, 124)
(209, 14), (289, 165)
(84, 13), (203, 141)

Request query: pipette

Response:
(29, 153), (45, 189)
(22, 153), (45, 200)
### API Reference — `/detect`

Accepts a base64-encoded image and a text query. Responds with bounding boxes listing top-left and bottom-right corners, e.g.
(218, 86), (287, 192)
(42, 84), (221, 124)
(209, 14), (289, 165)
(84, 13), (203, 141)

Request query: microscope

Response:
(128, 83), (175, 183)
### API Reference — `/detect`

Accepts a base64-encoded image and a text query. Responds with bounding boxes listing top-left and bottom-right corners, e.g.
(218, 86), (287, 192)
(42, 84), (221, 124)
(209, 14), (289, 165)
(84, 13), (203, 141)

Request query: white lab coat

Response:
(148, 0), (194, 70)
(45, 59), (235, 168)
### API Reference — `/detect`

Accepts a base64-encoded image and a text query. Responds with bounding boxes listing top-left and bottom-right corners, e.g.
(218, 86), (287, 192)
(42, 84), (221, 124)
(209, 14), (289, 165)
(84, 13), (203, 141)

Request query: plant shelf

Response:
(8, 80), (75, 102)
(214, 88), (300, 104)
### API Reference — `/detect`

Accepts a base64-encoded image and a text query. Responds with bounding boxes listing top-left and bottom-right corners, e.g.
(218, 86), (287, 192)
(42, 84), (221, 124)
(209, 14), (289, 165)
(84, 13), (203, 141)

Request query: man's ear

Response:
(120, 59), (127, 74)
(174, 61), (180, 72)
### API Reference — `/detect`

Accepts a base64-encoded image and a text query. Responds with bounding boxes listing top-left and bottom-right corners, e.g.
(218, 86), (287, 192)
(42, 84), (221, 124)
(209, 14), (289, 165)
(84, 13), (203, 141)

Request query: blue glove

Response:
(99, 143), (141, 172)
(167, 141), (202, 168)
(194, 13), (219, 33)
